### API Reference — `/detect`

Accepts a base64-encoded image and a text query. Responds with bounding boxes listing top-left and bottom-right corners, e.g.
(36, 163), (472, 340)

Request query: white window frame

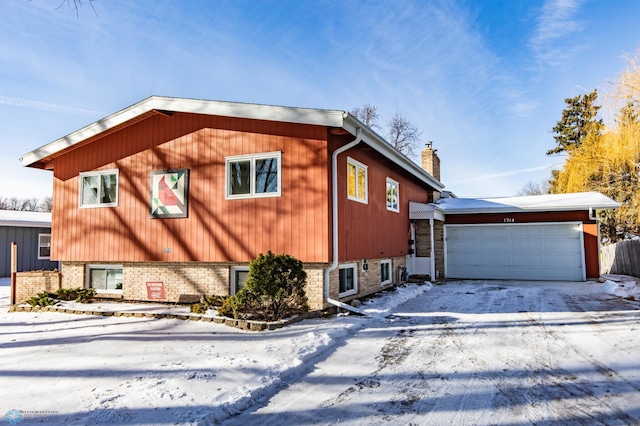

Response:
(79, 169), (119, 208)
(380, 259), (392, 286)
(225, 152), (282, 199)
(37, 233), (51, 260)
(338, 263), (358, 297)
(86, 264), (123, 294)
(231, 266), (250, 295)
(386, 177), (400, 213)
(347, 157), (368, 204)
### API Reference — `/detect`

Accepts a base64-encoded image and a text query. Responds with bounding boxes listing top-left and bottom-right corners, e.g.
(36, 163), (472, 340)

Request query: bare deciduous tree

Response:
(516, 181), (548, 196)
(351, 104), (380, 129)
(0, 196), (53, 212)
(49, 0), (98, 17)
(351, 104), (424, 157)
(386, 111), (423, 157)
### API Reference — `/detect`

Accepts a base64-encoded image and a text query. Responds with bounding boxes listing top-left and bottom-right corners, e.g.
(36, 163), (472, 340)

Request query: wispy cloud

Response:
(451, 165), (556, 184)
(530, 0), (586, 66)
(0, 96), (104, 115)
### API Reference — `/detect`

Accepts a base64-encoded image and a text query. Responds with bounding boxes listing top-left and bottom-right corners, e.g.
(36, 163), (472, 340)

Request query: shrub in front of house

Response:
(190, 295), (227, 314)
(218, 251), (308, 321)
(26, 288), (96, 306)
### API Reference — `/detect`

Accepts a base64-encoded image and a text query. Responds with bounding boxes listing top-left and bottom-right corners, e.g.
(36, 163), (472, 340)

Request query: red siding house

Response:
(20, 96), (444, 310)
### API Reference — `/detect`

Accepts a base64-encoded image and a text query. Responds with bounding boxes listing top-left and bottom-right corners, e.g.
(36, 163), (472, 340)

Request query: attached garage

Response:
(410, 192), (620, 282)
(445, 222), (585, 281)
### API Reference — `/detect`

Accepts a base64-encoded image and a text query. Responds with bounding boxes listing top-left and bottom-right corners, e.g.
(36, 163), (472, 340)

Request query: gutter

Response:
(323, 127), (365, 315)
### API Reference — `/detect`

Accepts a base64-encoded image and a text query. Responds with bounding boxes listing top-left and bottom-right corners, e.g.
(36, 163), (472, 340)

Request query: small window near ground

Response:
(38, 234), (51, 260)
(79, 169), (119, 208)
(231, 266), (250, 295)
(226, 152), (282, 199)
(87, 265), (123, 292)
(386, 178), (399, 212)
(380, 259), (392, 286)
(347, 157), (368, 204)
(339, 263), (358, 297)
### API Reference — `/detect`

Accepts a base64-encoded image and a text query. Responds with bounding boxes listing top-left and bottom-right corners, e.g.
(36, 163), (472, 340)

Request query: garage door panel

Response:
(446, 223), (584, 281)
(511, 240), (542, 251)
(481, 240), (511, 251)
(511, 227), (543, 238)
(482, 227), (509, 238)
(542, 239), (580, 252)
(480, 253), (510, 266)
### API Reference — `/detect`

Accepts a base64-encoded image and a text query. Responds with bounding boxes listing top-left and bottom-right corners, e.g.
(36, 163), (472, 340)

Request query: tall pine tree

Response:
(547, 89), (604, 155)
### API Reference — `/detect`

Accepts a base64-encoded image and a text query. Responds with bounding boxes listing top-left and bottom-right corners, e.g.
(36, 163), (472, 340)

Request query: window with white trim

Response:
(38, 233), (51, 260)
(79, 169), (119, 208)
(386, 177), (399, 212)
(347, 157), (368, 203)
(380, 259), (392, 286)
(231, 266), (249, 295)
(86, 265), (123, 292)
(226, 152), (282, 199)
(339, 263), (358, 297)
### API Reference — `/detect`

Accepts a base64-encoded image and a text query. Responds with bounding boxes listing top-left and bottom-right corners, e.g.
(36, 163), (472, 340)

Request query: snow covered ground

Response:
(1, 277), (640, 425)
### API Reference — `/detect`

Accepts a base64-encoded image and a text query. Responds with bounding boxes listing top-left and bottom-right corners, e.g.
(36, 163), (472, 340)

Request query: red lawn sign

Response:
(146, 282), (166, 300)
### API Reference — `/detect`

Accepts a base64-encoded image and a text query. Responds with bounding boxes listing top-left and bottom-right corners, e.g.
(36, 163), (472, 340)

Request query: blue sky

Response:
(2, 0), (640, 199)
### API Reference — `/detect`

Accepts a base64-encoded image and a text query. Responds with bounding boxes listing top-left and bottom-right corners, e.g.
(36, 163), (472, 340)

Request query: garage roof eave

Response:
(436, 192), (620, 214)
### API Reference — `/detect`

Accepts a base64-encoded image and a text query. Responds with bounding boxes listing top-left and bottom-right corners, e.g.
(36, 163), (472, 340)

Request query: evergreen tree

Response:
(547, 89), (604, 155)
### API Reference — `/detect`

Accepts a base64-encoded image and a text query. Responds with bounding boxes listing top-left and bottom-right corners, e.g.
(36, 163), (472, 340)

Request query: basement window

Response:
(87, 265), (123, 293)
(347, 157), (368, 204)
(339, 263), (358, 297)
(79, 169), (119, 208)
(381, 259), (392, 286)
(231, 266), (249, 295)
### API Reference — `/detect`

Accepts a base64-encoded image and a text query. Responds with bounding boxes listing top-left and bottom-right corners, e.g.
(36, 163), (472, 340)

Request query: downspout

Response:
(324, 127), (365, 315)
(429, 217), (436, 281)
(589, 207), (602, 276)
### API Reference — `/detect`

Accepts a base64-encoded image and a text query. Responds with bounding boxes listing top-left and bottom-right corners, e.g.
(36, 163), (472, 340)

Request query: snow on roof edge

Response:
(436, 191), (620, 214)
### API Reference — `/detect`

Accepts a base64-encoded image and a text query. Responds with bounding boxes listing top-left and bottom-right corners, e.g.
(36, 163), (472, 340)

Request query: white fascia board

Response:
(438, 192), (620, 214)
(0, 220), (51, 228)
(21, 96), (348, 167)
(21, 96), (446, 193)
(342, 115), (445, 191)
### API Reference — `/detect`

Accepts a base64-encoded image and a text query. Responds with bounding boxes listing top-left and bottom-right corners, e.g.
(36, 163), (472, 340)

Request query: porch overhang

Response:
(409, 201), (445, 221)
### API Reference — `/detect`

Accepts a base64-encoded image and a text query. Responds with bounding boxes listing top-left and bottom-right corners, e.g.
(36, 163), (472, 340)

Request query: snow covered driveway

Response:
(224, 281), (640, 425)
(2, 280), (640, 425)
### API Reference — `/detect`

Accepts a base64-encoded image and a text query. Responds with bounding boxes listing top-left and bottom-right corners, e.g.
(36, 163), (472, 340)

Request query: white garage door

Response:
(445, 223), (585, 281)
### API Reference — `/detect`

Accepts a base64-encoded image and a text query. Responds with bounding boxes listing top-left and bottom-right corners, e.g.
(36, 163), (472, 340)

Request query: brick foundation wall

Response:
(326, 256), (406, 307)
(434, 221), (444, 280)
(60, 261), (330, 311)
(15, 271), (61, 304)
(57, 258), (406, 311)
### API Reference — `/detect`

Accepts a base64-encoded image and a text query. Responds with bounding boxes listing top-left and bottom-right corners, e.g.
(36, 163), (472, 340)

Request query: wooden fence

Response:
(601, 239), (640, 277)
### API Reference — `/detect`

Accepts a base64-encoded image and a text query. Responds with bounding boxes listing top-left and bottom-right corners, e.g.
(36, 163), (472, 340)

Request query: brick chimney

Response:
(421, 142), (440, 181)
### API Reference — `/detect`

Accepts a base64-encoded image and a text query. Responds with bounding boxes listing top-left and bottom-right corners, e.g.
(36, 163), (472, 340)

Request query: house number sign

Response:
(503, 217), (515, 223)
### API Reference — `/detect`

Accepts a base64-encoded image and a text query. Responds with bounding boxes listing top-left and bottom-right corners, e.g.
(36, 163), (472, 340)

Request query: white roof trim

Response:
(21, 96), (444, 191)
(436, 192), (620, 214)
(0, 210), (51, 228)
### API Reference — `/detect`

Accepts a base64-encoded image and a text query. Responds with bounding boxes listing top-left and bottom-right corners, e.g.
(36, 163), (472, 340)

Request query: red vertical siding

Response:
(335, 145), (432, 261)
(51, 113), (330, 263)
